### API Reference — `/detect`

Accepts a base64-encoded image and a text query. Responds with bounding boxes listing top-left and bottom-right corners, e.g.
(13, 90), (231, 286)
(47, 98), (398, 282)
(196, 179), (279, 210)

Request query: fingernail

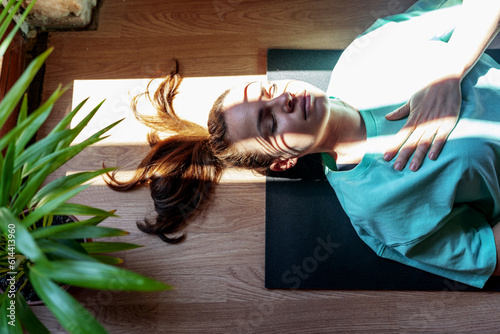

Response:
(394, 162), (402, 171)
(383, 153), (391, 161)
(410, 162), (417, 171)
(429, 153), (436, 160)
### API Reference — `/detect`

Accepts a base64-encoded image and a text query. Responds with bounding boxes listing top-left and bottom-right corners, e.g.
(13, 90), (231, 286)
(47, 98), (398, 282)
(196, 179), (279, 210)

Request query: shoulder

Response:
(327, 3), (462, 110)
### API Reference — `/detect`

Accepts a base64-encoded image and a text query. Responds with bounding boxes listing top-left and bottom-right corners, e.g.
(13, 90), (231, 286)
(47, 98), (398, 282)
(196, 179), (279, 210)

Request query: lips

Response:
(303, 91), (310, 120)
(291, 90), (309, 120)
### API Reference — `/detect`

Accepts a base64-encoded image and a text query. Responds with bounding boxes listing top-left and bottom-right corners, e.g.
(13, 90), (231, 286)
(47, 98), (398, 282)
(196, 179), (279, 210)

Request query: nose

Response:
(267, 92), (293, 113)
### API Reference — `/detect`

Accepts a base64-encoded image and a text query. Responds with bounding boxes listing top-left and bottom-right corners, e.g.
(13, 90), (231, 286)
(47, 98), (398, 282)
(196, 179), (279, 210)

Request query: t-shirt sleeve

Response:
(378, 204), (497, 289)
(361, 0), (462, 40)
(326, 0), (463, 110)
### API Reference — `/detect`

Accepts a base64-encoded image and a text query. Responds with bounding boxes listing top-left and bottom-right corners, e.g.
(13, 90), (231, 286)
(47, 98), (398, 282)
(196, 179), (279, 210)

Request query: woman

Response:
(107, 0), (500, 288)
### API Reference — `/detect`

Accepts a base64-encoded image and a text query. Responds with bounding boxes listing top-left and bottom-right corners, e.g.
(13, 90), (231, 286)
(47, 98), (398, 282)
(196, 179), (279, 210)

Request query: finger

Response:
(385, 102), (410, 121)
(383, 125), (415, 161)
(428, 124), (453, 160)
(408, 132), (435, 171)
(392, 128), (426, 171)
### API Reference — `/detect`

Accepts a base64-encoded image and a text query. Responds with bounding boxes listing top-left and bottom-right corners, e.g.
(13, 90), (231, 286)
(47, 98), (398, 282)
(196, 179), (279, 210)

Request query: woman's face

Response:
(223, 80), (331, 160)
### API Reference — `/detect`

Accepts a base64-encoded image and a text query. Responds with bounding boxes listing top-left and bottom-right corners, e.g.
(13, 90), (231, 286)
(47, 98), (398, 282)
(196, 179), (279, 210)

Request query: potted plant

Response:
(0, 1), (171, 333)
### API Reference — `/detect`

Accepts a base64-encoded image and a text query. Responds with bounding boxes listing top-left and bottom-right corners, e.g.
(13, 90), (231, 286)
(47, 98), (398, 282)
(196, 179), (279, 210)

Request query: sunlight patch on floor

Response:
(70, 75), (267, 184)
(66, 167), (265, 186)
(71, 75), (266, 145)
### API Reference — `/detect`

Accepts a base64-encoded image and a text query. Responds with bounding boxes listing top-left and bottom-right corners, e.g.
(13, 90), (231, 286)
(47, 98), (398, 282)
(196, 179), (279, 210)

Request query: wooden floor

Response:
(32, 0), (500, 333)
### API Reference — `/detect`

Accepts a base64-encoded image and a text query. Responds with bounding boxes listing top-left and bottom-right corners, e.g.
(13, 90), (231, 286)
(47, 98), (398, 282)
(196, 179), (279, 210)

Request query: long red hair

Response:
(106, 64), (275, 243)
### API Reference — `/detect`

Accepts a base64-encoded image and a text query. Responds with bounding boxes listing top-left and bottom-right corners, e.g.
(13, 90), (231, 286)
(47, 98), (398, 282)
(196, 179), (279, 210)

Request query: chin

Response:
(314, 96), (329, 119)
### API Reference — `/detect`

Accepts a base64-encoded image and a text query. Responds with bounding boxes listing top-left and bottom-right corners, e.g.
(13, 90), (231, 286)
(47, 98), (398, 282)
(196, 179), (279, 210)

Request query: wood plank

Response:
(31, 0), (500, 333)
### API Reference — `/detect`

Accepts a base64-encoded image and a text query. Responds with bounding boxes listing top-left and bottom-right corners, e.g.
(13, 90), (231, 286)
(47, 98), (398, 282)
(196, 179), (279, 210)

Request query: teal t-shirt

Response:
(324, 0), (500, 288)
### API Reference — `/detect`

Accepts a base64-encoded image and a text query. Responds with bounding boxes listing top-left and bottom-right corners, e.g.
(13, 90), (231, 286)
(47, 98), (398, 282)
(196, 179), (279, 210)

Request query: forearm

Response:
(446, 0), (500, 80)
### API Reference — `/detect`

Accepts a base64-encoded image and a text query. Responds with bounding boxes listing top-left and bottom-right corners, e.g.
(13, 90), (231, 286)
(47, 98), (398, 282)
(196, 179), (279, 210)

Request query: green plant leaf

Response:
(0, 141), (15, 206)
(30, 214), (113, 239)
(37, 238), (98, 262)
(69, 116), (123, 153)
(51, 203), (117, 218)
(16, 93), (28, 125)
(13, 93), (32, 155)
(0, 47), (52, 129)
(89, 254), (123, 265)
(20, 117), (120, 179)
(41, 225), (129, 240)
(31, 168), (117, 208)
(30, 214), (115, 239)
(34, 260), (172, 291)
(19, 132), (90, 178)
(75, 215), (112, 226)
(10, 163), (53, 216)
(54, 237), (90, 252)
(28, 264), (109, 334)
(15, 292), (51, 334)
(21, 185), (88, 228)
(8, 166), (22, 208)
(0, 0), (34, 60)
(0, 291), (22, 333)
(18, 115), (121, 190)
(47, 97), (88, 136)
(0, 154), (3, 189)
(14, 87), (67, 158)
(57, 99), (107, 149)
(81, 241), (143, 254)
(7, 95), (28, 202)
(0, 0), (17, 31)
(15, 129), (71, 173)
(0, 207), (48, 265)
(32, 107), (121, 178)
(0, 93), (54, 154)
(0, 151), (5, 205)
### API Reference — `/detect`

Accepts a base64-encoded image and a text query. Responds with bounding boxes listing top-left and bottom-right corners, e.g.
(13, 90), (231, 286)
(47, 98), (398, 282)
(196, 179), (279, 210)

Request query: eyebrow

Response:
(243, 81), (265, 137)
(255, 82), (265, 137)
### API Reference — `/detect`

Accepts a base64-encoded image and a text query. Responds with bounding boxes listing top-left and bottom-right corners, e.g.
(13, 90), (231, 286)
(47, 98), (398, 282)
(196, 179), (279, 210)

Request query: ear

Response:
(270, 157), (298, 172)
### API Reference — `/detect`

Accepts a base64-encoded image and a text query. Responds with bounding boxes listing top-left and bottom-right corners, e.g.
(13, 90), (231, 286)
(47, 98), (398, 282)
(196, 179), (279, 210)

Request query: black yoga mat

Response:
(265, 49), (500, 291)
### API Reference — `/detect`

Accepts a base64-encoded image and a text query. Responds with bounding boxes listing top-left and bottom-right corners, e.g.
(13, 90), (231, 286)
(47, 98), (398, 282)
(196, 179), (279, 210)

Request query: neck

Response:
(319, 99), (367, 165)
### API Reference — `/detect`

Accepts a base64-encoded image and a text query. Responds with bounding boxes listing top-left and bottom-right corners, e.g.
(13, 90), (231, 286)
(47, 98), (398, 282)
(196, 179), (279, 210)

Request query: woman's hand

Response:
(382, 0), (500, 172)
(383, 77), (462, 172)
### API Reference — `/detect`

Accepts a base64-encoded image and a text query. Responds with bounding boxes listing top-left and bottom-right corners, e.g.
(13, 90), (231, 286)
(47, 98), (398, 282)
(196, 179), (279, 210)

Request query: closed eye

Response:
(270, 111), (277, 134)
